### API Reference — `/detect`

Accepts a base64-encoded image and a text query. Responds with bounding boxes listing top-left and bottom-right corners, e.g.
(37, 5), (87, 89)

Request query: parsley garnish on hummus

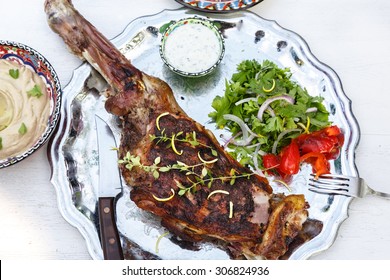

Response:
(27, 84), (43, 98)
(9, 69), (19, 79)
(18, 123), (27, 135)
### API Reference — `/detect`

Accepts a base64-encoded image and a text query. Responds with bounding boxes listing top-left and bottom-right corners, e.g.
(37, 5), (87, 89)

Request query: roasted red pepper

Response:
(279, 140), (300, 175)
(300, 152), (330, 177)
(263, 154), (280, 176)
(262, 125), (344, 178)
(263, 154), (280, 169)
(296, 125), (344, 160)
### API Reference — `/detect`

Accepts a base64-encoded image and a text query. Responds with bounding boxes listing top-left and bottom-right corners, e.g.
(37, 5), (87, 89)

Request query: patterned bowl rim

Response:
(0, 40), (62, 169)
(174, 0), (265, 13)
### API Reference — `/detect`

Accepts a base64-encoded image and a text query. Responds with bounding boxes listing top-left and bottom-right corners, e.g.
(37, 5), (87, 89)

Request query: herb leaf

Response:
(18, 123), (27, 135)
(0, 137), (3, 150)
(27, 85), (43, 98)
(159, 20), (176, 34)
(9, 69), (19, 79)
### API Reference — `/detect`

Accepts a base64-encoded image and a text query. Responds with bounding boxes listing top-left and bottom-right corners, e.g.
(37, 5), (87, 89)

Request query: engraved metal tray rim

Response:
(47, 8), (360, 260)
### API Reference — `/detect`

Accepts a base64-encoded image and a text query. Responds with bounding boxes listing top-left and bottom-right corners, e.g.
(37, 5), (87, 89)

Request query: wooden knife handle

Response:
(98, 197), (124, 260)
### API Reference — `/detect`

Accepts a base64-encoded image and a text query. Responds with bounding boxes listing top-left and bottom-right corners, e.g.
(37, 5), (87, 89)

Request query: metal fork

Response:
(308, 174), (390, 199)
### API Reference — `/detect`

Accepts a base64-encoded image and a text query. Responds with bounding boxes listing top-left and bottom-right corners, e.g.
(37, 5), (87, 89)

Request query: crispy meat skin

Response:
(45, 0), (309, 259)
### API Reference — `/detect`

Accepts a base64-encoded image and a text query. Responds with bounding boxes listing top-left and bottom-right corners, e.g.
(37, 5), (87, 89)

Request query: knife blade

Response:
(95, 115), (124, 260)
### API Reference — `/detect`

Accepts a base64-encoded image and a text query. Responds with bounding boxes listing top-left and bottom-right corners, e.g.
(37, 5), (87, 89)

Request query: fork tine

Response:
(311, 173), (350, 181)
(309, 174), (350, 186)
(309, 178), (349, 188)
(308, 187), (351, 196)
(308, 173), (355, 197)
(308, 181), (348, 190)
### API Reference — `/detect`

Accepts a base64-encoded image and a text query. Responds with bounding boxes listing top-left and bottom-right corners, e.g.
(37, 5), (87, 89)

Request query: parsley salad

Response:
(209, 59), (332, 177)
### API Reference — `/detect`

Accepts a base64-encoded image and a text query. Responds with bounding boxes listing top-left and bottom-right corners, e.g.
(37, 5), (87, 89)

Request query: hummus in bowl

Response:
(0, 41), (61, 168)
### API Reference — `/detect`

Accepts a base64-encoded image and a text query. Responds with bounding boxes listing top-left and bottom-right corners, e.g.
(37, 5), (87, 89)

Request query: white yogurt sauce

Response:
(163, 22), (222, 74)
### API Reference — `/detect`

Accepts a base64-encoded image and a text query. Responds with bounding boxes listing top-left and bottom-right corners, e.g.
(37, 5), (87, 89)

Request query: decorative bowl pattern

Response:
(0, 40), (61, 168)
(175, 0), (264, 13)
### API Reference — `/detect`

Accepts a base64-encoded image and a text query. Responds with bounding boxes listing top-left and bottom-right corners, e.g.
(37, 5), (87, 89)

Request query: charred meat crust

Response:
(125, 114), (272, 242)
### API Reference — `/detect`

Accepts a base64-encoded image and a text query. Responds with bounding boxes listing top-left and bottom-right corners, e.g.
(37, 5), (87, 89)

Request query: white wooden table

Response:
(1, 0), (389, 260)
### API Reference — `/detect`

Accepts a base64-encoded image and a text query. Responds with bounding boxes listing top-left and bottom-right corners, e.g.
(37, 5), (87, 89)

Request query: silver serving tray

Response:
(48, 8), (360, 260)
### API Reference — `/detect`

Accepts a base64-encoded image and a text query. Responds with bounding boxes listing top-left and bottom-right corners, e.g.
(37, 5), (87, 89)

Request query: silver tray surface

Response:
(48, 8), (360, 260)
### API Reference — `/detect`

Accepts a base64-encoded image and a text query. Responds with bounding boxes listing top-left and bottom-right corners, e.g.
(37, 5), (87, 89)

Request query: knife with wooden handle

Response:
(95, 115), (124, 260)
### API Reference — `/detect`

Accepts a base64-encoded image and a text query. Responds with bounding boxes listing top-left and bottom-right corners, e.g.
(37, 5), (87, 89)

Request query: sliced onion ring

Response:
(221, 131), (242, 148)
(222, 133), (256, 147)
(252, 143), (267, 177)
(305, 107), (318, 113)
(234, 97), (258, 106)
(257, 95), (295, 121)
(232, 134), (256, 146)
(223, 114), (258, 146)
(267, 107), (276, 117)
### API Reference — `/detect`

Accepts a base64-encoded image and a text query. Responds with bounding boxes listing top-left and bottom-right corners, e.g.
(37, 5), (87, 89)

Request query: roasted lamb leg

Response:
(45, 0), (309, 259)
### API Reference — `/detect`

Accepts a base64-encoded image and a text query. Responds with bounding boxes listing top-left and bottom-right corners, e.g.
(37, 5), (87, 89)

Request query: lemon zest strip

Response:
(207, 190), (230, 200)
(156, 112), (170, 131)
(262, 79), (276, 92)
(305, 116), (311, 133)
(171, 133), (183, 155)
(152, 188), (176, 202)
(229, 201), (234, 219)
(198, 151), (218, 164)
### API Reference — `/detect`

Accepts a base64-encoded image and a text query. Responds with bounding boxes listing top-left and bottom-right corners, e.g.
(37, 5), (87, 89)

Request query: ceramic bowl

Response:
(0, 40), (61, 168)
(159, 17), (225, 77)
(175, 0), (265, 13)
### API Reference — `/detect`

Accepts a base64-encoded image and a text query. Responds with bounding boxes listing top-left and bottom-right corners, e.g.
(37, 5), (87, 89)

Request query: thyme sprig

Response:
(119, 112), (254, 203)
(118, 152), (163, 180)
(150, 130), (218, 157)
(174, 164), (253, 196)
(119, 151), (253, 197)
